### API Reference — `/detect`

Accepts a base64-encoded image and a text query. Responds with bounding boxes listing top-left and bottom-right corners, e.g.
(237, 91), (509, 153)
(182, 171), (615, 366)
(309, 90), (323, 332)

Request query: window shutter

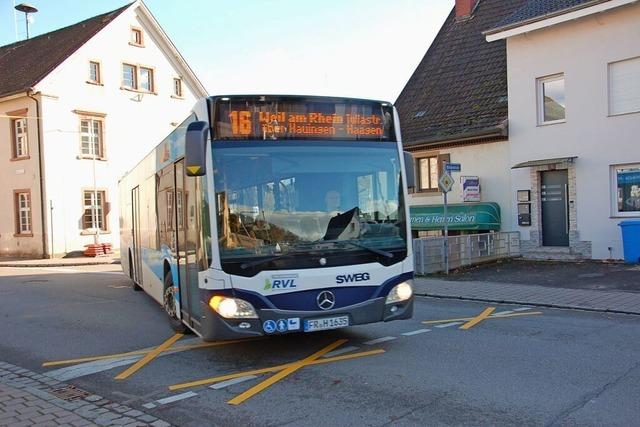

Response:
(437, 153), (450, 179)
(610, 57), (640, 115)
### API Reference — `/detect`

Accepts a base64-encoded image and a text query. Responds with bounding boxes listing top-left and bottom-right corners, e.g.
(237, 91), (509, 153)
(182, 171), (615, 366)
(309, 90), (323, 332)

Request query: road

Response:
(1, 265), (639, 426)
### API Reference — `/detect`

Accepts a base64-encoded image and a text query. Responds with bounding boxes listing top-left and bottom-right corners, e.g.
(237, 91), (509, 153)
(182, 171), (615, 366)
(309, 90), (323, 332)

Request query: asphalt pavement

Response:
(1, 265), (639, 426)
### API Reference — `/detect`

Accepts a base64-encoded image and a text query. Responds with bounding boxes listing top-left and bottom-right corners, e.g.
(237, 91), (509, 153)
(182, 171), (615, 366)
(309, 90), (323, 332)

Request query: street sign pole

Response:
(438, 166), (455, 275)
(443, 189), (448, 275)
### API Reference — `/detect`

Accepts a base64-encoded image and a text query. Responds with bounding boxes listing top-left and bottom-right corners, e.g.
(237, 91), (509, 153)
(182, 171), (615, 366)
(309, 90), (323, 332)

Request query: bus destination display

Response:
(215, 99), (394, 141)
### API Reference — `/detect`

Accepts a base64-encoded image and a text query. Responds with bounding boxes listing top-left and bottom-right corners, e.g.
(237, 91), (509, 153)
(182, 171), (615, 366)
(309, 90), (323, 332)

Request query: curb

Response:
(414, 292), (640, 316)
(0, 260), (120, 268)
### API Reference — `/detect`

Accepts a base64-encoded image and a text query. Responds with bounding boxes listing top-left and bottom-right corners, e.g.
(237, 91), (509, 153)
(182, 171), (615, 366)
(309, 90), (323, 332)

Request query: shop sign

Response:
(462, 176), (480, 202)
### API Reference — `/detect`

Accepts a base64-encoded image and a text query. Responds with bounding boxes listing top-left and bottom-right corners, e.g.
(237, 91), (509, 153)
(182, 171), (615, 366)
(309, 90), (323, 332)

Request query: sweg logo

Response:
(336, 272), (370, 284)
(264, 276), (297, 290)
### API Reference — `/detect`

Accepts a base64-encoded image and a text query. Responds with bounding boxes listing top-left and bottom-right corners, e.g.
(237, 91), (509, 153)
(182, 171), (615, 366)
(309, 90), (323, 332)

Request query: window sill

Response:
(14, 233), (33, 238)
(610, 214), (640, 219)
(86, 81), (104, 86)
(170, 95), (185, 100)
(80, 230), (110, 236)
(537, 119), (566, 127)
(120, 87), (157, 95)
(77, 155), (107, 161)
(10, 156), (30, 162)
(414, 190), (442, 197)
(608, 110), (640, 118)
(128, 42), (145, 48)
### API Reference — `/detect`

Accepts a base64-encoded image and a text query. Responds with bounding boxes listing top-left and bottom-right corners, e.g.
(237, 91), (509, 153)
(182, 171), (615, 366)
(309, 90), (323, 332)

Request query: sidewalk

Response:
(0, 361), (169, 427)
(414, 277), (640, 315)
(0, 256), (119, 268)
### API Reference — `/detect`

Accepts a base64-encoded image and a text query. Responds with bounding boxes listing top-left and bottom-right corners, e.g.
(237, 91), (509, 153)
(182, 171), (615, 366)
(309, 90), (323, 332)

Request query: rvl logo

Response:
(264, 278), (297, 290)
(336, 272), (371, 284)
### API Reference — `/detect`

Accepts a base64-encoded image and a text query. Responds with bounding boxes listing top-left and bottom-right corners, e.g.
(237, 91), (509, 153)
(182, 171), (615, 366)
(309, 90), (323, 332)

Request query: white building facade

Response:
(487, 0), (640, 260)
(0, 1), (207, 258)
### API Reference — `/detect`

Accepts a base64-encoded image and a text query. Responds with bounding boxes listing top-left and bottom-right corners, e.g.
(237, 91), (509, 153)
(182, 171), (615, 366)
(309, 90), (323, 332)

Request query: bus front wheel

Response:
(163, 274), (187, 333)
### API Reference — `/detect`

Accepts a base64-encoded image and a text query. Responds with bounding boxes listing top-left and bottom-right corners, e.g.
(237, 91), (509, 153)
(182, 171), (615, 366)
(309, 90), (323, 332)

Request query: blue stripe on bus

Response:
(140, 246), (179, 292)
(209, 272), (414, 311)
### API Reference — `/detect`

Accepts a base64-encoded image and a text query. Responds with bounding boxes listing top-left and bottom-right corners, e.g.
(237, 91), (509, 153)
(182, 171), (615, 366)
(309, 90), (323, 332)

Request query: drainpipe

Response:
(26, 88), (49, 259)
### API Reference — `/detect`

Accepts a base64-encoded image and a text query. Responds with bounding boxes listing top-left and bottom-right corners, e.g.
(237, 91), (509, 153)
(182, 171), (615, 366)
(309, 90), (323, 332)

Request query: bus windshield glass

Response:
(214, 97), (395, 141)
(213, 141), (406, 274)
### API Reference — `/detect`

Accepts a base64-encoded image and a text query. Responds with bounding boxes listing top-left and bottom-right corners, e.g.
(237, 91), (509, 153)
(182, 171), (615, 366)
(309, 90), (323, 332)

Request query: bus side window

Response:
(157, 164), (176, 252)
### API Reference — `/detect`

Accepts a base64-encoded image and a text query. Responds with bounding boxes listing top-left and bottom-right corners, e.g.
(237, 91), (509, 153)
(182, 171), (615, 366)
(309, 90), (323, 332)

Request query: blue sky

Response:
(1, 0), (453, 101)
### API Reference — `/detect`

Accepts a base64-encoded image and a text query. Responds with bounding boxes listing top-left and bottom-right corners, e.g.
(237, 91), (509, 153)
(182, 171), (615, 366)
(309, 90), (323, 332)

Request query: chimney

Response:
(455, 0), (479, 19)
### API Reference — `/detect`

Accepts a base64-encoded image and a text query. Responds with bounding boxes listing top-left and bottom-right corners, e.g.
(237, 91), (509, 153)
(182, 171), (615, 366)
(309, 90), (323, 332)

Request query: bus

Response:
(119, 95), (415, 340)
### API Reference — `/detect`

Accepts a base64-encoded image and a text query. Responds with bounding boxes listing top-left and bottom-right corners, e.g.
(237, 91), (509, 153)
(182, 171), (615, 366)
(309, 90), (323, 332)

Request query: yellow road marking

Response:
(228, 339), (347, 405)
(423, 316), (479, 325)
(422, 311), (543, 325)
(169, 348), (385, 391)
(459, 307), (495, 330)
(42, 338), (263, 367)
(115, 333), (183, 380)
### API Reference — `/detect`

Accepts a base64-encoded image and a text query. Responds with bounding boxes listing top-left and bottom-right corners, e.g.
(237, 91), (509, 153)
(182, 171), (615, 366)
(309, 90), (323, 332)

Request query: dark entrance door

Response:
(541, 170), (569, 246)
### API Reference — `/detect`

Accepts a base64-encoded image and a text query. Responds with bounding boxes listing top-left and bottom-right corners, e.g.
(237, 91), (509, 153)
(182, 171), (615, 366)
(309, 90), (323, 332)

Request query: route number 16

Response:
(229, 111), (252, 135)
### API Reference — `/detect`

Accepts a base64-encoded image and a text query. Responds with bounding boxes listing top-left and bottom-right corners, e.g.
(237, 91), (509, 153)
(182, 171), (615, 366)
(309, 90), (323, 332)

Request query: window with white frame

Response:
(88, 61), (101, 84)
(83, 190), (107, 231)
(14, 191), (32, 235)
(12, 118), (28, 159)
(537, 74), (565, 124)
(80, 117), (104, 158)
(612, 164), (640, 216)
(609, 57), (640, 116)
(122, 64), (137, 89)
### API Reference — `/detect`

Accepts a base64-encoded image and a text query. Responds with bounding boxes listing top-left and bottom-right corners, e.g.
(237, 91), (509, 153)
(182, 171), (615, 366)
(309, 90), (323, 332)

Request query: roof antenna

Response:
(15, 3), (38, 40)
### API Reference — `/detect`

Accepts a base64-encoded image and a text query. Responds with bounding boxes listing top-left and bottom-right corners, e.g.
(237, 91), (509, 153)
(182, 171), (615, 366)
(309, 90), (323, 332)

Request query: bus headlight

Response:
(385, 281), (413, 304)
(209, 296), (258, 319)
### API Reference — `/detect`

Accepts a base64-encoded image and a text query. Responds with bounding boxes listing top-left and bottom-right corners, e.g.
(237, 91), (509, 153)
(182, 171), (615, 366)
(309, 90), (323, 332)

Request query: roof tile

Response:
(492, 0), (599, 31)
(0, 3), (130, 98)
(395, 0), (528, 146)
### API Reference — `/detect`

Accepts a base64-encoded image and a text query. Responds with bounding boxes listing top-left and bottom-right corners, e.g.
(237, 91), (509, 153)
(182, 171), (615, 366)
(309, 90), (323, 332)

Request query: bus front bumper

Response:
(199, 296), (413, 342)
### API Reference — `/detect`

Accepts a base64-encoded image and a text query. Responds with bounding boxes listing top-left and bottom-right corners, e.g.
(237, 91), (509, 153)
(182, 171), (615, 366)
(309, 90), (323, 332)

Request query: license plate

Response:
(304, 315), (349, 332)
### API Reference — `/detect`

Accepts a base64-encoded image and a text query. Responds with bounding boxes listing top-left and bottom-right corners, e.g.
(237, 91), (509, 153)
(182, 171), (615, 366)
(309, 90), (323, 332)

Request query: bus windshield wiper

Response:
(322, 239), (394, 259)
(240, 253), (295, 270)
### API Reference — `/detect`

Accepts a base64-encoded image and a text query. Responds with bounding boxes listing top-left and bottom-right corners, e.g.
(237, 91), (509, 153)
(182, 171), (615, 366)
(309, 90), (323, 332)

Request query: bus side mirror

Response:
(403, 151), (415, 190)
(185, 121), (209, 176)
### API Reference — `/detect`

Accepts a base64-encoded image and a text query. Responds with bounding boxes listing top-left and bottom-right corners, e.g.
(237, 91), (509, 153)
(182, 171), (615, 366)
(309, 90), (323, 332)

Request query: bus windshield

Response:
(213, 141), (406, 275)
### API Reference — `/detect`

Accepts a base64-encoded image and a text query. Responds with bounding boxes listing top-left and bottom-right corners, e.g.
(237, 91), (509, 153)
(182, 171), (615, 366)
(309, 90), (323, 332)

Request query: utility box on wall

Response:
(517, 190), (531, 226)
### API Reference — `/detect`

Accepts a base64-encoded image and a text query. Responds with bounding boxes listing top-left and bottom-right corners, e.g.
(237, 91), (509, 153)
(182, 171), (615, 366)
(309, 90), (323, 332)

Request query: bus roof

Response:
(207, 94), (393, 106)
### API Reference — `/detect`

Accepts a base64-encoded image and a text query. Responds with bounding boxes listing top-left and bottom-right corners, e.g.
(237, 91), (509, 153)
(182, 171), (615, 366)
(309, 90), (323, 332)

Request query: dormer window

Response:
(130, 28), (143, 47)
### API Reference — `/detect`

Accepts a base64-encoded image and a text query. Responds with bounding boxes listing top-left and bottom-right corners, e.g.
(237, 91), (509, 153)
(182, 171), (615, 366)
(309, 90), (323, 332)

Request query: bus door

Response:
(131, 186), (142, 284)
(175, 160), (202, 329)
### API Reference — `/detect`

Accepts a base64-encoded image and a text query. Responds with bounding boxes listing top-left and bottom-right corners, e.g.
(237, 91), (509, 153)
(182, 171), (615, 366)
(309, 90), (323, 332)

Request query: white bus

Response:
(119, 95), (415, 340)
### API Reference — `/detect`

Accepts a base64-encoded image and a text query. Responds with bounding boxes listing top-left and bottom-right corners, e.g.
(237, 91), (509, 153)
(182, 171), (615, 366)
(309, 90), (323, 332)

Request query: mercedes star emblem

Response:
(316, 290), (335, 310)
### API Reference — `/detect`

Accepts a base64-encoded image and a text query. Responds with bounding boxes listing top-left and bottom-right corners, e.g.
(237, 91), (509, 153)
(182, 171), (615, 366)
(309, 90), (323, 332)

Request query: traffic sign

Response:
(445, 163), (461, 172)
(438, 172), (454, 193)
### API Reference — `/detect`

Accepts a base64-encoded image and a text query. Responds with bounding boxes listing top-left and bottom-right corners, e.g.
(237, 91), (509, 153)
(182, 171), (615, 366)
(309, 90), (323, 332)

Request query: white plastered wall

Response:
(506, 3), (640, 259)
(408, 140), (512, 228)
(35, 5), (201, 255)
(0, 95), (43, 257)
